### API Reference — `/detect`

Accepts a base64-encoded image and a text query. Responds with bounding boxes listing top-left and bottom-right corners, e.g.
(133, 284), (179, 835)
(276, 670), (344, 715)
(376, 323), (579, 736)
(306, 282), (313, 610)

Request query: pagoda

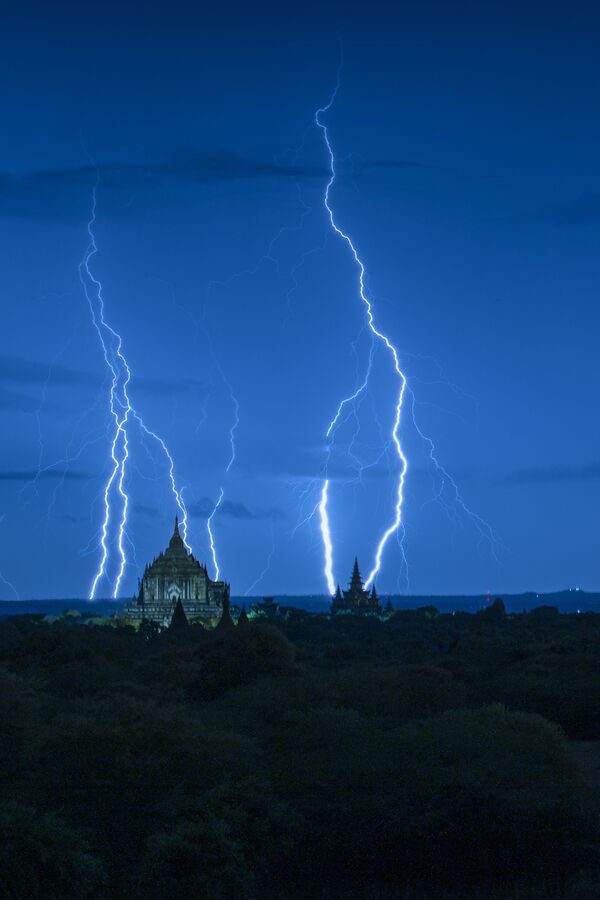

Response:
(126, 517), (229, 627)
(331, 558), (380, 614)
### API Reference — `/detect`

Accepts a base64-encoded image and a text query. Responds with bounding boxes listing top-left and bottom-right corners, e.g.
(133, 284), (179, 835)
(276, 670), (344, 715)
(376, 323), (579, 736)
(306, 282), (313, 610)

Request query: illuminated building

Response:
(127, 517), (229, 626)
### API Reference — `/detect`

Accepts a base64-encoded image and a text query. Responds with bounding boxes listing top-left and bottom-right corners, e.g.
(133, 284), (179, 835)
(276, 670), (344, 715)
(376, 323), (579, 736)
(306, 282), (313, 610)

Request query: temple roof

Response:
(332, 558), (380, 613)
(144, 518), (206, 578)
(349, 557), (364, 592)
(345, 558), (368, 598)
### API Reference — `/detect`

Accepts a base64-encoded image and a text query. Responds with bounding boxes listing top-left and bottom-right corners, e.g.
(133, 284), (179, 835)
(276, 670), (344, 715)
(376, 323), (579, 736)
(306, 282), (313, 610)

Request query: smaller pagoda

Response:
(331, 558), (380, 614)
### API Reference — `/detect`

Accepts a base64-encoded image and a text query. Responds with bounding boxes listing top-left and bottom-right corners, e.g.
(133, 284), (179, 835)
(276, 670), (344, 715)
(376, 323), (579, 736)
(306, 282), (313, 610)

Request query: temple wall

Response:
(129, 572), (226, 624)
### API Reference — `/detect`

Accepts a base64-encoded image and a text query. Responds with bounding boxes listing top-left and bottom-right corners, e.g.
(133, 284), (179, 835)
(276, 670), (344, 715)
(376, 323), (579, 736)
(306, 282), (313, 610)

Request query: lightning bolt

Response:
(318, 480), (336, 594)
(303, 335), (375, 594)
(207, 487), (224, 580)
(159, 276), (239, 574)
(244, 523), (276, 596)
(406, 387), (500, 557)
(133, 413), (190, 546)
(196, 163), (327, 584)
(222, 371), (240, 477)
(79, 184), (191, 599)
(315, 67), (408, 592)
(314, 54), (497, 593)
(205, 367), (239, 580)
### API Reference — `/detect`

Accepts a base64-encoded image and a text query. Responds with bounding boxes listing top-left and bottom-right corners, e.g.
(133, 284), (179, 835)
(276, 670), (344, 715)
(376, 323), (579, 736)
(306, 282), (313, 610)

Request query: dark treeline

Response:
(1, 604), (600, 898)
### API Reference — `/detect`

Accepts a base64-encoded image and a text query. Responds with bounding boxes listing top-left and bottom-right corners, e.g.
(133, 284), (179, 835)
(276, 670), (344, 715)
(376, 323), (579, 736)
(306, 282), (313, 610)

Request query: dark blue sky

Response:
(1, 0), (599, 599)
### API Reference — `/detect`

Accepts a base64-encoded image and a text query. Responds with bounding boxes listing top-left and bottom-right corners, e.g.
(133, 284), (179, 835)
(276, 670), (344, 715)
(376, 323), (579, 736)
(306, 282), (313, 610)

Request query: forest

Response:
(1, 603), (599, 898)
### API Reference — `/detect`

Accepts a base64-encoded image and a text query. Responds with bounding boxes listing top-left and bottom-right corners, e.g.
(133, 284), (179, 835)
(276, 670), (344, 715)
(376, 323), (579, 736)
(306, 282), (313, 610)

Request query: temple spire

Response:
(369, 584), (380, 613)
(168, 598), (189, 632)
(166, 515), (186, 557)
(331, 558), (374, 615)
(215, 587), (234, 632)
(349, 557), (364, 591)
(331, 582), (344, 614)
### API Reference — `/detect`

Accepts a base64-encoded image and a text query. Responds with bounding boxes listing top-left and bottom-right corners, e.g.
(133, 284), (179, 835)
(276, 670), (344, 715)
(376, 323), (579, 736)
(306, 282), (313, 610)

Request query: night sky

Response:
(1, 0), (599, 600)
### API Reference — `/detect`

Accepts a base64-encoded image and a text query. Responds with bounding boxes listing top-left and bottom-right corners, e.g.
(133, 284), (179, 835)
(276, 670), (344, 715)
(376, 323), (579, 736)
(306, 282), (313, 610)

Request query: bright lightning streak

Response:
(204, 377), (237, 579)
(207, 487), (224, 580)
(79, 187), (132, 599)
(316, 71), (408, 592)
(223, 378), (239, 474)
(204, 364), (238, 572)
(291, 330), (375, 545)
(79, 184), (191, 598)
(319, 480), (336, 594)
(326, 356), (372, 439)
(115, 411), (131, 594)
(132, 413), (191, 551)
(313, 58), (498, 593)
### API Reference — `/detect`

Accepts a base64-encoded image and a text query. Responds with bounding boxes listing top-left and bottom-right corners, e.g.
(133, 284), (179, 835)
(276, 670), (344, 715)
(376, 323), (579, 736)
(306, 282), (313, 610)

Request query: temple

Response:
(126, 517), (229, 627)
(331, 558), (380, 614)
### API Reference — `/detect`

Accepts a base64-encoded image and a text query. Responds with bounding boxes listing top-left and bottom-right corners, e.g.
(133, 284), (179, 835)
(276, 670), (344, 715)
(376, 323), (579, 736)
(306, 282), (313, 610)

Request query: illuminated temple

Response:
(127, 517), (229, 626)
(331, 558), (380, 614)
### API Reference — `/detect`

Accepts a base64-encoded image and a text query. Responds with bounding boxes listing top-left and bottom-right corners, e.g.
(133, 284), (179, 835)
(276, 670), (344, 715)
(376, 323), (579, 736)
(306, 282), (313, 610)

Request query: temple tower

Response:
(331, 558), (380, 614)
(127, 518), (230, 626)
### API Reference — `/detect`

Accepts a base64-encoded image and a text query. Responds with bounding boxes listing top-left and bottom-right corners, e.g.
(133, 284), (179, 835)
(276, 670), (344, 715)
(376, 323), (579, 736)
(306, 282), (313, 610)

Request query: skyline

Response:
(1, 1), (600, 598)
